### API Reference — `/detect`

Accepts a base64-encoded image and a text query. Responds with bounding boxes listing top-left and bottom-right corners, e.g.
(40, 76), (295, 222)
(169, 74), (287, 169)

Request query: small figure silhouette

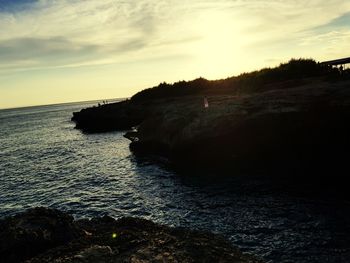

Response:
(204, 96), (209, 108)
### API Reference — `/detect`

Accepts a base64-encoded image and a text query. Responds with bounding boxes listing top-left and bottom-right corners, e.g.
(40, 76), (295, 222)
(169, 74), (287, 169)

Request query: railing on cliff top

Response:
(321, 57), (350, 66)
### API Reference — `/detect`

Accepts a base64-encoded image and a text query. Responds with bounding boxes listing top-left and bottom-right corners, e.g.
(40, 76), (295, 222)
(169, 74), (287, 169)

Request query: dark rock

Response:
(71, 100), (147, 133)
(0, 208), (262, 263)
(0, 207), (81, 263)
(128, 80), (350, 186)
(123, 130), (139, 142)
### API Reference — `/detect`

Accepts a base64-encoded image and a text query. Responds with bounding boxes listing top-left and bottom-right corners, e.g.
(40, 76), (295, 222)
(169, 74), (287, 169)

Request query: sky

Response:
(0, 0), (350, 109)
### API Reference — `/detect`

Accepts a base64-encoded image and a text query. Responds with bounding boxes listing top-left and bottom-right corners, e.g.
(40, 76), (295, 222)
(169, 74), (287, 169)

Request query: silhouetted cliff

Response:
(72, 59), (343, 133)
(71, 59), (350, 189)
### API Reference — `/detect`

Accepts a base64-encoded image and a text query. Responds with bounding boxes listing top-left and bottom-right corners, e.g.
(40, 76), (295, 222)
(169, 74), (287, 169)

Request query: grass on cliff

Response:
(131, 59), (342, 102)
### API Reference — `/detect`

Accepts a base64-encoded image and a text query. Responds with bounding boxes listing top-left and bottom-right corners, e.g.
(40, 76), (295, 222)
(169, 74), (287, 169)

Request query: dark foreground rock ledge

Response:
(0, 208), (262, 263)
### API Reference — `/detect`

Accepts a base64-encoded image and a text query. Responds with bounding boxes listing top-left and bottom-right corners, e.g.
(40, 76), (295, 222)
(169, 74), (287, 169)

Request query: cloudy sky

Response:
(0, 0), (350, 108)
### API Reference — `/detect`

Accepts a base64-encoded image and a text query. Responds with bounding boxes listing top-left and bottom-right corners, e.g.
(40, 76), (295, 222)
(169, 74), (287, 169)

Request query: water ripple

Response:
(0, 102), (350, 263)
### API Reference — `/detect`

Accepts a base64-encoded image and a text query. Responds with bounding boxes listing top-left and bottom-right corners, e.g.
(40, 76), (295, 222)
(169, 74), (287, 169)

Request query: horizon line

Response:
(0, 97), (128, 111)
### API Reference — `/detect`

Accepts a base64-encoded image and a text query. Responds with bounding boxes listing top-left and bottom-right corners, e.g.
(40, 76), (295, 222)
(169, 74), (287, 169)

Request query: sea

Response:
(0, 100), (349, 263)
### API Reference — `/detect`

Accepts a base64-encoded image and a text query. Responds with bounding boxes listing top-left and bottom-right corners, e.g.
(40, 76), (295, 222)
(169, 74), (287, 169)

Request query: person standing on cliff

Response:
(204, 96), (209, 109)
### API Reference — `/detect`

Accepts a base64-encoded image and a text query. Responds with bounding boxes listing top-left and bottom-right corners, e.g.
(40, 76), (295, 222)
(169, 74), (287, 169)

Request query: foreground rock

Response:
(0, 208), (262, 263)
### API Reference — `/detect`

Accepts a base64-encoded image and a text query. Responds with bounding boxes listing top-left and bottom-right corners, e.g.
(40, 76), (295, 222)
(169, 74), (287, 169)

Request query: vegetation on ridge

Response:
(131, 58), (340, 102)
(72, 57), (349, 133)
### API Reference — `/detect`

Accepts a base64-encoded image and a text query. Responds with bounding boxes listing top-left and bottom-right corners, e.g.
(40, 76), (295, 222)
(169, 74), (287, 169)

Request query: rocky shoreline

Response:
(71, 60), (350, 190)
(0, 207), (262, 263)
(73, 80), (350, 175)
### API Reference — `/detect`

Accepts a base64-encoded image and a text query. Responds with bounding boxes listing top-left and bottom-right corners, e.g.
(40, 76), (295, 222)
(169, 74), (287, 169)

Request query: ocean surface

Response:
(0, 101), (349, 263)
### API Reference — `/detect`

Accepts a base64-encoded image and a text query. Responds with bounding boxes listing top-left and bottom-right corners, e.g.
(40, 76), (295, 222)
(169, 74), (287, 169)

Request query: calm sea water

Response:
(0, 101), (349, 262)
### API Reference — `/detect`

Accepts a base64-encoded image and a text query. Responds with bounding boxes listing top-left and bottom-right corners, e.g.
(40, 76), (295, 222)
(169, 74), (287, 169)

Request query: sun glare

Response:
(192, 10), (242, 78)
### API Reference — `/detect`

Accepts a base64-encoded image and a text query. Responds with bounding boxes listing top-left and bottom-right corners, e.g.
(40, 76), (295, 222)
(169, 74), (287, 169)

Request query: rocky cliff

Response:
(71, 60), (350, 184)
(128, 79), (350, 179)
(71, 59), (340, 133)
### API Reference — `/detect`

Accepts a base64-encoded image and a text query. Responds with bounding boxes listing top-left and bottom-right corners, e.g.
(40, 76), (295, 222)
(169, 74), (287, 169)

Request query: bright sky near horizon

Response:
(0, 0), (350, 109)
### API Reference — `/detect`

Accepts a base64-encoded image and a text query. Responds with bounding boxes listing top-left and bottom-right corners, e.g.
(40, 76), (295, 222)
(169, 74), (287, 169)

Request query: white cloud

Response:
(0, 0), (350, 74)
(0, 1), (196, 72)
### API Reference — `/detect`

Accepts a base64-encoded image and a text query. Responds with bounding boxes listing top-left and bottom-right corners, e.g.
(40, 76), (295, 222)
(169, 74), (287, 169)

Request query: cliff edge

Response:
(71, 59), (350, 183)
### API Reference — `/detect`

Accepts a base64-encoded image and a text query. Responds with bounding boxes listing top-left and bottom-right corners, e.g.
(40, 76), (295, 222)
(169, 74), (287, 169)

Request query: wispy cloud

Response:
(1, 0), (350, 74)
(0, 36), (98, 61)
(0, 0), (196, 72)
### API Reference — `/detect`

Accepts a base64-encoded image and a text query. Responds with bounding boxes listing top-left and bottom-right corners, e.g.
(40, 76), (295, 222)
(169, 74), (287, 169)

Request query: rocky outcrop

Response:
(72, 77), (350, 182)
(71, 59), (350, 185)
(71, 100), (147, 133)
(128, 79), (350, 180)
(0, 207), (81, 263)
(0, 208), (262, 263)
(72, 59), (341, 133)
